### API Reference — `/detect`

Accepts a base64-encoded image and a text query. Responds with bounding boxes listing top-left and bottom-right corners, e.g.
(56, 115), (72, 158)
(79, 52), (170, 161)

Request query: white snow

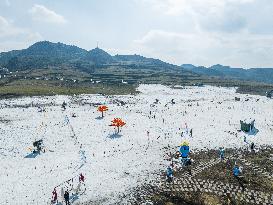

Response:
(0, 84), (273, 205)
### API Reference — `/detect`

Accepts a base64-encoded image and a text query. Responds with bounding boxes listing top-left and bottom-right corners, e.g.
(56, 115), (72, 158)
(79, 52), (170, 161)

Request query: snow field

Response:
(0, 84), (272, 204)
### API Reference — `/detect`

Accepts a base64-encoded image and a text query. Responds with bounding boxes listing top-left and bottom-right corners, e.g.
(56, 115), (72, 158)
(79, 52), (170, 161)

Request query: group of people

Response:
(51, 173), (85, 205)
(217, 147), (247, 190)
(51, 189), (70, 205)
(166, 141), (249, 192)
(166, 141), (192, 183)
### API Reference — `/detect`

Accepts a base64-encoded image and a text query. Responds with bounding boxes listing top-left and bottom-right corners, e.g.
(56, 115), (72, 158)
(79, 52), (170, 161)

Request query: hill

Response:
(0, 41), (273, 97)
(181, 64), (273, 84)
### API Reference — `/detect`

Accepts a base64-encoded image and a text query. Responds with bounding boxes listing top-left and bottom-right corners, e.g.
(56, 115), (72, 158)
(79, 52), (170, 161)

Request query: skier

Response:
(51, 188), (58, 204)
(219, 147), (225, 161)
(166, 166), (174, 183)
(190, 129), (193, 137)
(64, 190), (70, 205)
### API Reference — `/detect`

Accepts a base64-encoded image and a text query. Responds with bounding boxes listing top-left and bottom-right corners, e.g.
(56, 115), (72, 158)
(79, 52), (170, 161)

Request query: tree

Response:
(110, 118), (126, 133)
(98, 105), (108, 118)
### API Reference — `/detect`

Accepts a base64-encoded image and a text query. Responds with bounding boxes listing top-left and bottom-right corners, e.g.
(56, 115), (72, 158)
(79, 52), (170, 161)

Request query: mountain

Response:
(182, 64), (273, 84)
(1, 41), (88, 70)
(84, 47), (116, 65)
(1, 41), (273, 86)
(181, 64), (196, 69)
(0, 41), (200, 91)
(0, 41), (179, 71)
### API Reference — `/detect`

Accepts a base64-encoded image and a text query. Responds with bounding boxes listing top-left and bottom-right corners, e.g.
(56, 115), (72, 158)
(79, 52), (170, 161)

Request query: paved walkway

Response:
(163, 177), (273, 205)
(128, 153), (273, 205)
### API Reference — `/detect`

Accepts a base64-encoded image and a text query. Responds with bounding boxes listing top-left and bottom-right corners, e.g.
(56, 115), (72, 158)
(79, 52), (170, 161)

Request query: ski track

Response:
(0, 84), (273, 204)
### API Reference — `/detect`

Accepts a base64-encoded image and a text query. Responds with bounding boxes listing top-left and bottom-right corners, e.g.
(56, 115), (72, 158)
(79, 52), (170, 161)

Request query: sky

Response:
(1, 0), (273, 68)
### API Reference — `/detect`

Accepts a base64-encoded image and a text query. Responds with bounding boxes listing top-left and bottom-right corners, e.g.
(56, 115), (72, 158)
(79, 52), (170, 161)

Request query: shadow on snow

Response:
(108, 133), (122, 139)
(24, 152), (40, 158)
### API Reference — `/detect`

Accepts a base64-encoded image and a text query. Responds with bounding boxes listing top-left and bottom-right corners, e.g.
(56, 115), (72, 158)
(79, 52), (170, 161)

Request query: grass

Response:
(1, 66), (273, 98)
(0, 82), (138, 98)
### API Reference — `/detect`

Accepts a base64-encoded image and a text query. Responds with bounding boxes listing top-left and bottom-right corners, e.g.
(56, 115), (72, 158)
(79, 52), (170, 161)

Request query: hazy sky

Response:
(1, 0), (273, 68)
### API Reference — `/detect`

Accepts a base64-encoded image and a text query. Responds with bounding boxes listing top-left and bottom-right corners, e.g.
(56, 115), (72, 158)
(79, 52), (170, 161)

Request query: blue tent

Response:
(180, 145), (190, 158)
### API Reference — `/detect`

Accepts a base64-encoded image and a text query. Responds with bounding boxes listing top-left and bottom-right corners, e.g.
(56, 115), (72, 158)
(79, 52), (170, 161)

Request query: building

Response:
(240, 119), (255, 132)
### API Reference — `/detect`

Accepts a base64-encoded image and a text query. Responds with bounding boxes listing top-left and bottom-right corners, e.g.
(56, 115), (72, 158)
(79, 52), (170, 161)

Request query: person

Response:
(250, 142), (255, 153)
(38, 107), (42, 112)
(184, 158), (192, 175)
(62, 101), (67, 110)
(79, 173), (85, 183)
(51, 188), (57, 204)
(190, 129), (193, 137)
(166, 166), (174, 183)
(233, 165), (240, 177)
(184, 158), (192, 166)
(233, 164), (245, 191)
(61, 188), (64, 203)
(64, 190), (70, 205)
(219, 147), (225, 161)
(33, 140), (43, 154)
(64, 115), (69, 125)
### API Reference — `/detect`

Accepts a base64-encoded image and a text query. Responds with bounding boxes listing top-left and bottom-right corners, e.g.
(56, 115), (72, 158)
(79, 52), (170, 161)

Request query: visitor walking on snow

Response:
(51, 188), (58, 204)
(166, 166), (174, 183)
(219, 147), (225, 161)
(64, 115), (69, 125)
(79, 173), (85, 183)
(244, 136), (247, 143)
(64, 190), (70, 205)
(250, 142), (255, 153)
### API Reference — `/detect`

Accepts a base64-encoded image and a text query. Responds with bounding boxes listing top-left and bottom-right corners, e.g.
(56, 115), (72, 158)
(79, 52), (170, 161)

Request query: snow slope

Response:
(0, 84), (272, 204)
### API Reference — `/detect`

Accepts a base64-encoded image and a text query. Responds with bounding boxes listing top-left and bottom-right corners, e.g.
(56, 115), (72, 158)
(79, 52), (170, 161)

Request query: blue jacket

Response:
(233, 167), (240, 177)
(166, 167), (173, 177)
(219, 149), (224, 157)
